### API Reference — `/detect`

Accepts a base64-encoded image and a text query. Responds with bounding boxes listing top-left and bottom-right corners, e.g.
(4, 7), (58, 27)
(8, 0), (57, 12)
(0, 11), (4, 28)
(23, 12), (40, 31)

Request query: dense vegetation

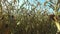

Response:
(0, 0), (60, 34)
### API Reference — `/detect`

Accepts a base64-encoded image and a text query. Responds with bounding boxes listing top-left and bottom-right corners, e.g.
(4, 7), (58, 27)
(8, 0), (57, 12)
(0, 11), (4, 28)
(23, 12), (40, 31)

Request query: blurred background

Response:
(0, 0), (60, 34)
